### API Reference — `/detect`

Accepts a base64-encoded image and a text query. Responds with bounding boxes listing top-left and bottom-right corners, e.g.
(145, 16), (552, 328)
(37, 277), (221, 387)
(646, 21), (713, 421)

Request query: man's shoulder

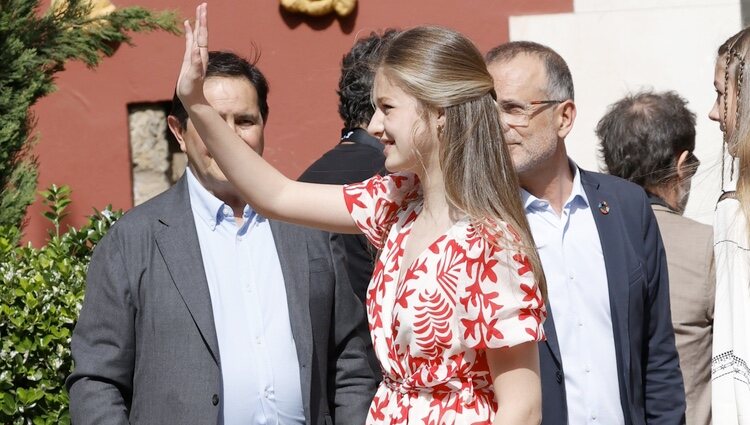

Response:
(105, 182), (186, 239)
(299, 142), (385, 184)
(652, 206), (712, 237)
(579, 168), (646, 196)
(578, 169), (655, 229)
(270, 219), (331, 244)
(268, 221), (341, 274)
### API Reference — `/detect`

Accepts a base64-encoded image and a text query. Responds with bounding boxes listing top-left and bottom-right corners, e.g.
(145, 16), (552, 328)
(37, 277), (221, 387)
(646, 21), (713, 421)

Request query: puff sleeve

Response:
(343, 172), (419, 249)
(457, 222), (546, 350)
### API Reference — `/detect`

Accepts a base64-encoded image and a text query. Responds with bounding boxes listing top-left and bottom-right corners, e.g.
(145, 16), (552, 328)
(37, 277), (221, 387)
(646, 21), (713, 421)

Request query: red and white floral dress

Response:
(343, 173), (546, 425)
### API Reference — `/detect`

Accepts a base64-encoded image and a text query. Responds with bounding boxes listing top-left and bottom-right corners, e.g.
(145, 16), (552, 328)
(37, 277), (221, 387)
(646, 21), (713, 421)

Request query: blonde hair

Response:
(378, 26), (547, 299)
(718, 28), (750, 233)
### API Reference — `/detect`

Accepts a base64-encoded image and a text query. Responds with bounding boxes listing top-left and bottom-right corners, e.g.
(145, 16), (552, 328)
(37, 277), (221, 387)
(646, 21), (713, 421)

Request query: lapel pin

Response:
(598, 201), (610, 215)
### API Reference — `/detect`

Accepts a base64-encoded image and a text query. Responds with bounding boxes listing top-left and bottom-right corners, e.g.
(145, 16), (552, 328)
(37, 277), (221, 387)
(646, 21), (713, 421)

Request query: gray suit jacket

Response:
(66, 176), (376, 425)
(651, 204), (714, 425)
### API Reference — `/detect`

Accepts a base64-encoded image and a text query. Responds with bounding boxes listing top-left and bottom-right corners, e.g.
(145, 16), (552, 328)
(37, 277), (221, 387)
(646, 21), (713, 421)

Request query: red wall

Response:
(26, 0), (572, 245)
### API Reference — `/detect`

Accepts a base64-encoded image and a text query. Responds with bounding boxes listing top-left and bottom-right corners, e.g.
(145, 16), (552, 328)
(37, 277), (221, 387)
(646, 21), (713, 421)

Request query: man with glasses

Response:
(485, 42), (685, 425)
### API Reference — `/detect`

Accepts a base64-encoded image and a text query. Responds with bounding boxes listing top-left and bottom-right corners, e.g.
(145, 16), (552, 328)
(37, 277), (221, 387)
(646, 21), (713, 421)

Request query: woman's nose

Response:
(367, 109), (385, 138)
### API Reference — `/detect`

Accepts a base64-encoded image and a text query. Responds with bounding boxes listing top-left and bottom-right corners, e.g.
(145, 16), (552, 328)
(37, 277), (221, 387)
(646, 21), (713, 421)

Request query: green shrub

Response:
(0, 0), (179, 233)
(0, 185), (122, 424)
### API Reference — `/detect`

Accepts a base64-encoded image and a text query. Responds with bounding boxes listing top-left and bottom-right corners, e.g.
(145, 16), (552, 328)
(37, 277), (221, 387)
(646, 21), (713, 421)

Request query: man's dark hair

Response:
(596, 90), (697, 189)
(338, 29), (399, 129)
(485, 41), (574, 101)
(170, 50), (269, 128)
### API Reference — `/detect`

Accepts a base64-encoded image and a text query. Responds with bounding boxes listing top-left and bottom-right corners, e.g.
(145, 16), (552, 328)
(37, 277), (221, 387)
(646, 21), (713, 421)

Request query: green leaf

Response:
(16, 387), (44, 405)
(0, 392), (19, 416)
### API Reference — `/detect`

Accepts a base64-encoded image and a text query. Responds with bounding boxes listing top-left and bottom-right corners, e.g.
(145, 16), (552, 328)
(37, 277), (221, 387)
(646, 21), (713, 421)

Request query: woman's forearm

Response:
(187, 104), (289, 211)
(189, 103), (357, 232)
(176, 5), (357, 233)
(492, 404), (542, 425)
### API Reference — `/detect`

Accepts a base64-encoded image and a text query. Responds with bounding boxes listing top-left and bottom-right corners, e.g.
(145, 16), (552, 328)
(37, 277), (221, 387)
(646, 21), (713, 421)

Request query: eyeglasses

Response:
(499, 100), (563, 128)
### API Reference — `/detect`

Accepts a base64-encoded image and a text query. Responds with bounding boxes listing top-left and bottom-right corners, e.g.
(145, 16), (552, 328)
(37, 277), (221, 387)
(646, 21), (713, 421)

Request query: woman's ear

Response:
(436, 108), (446, 127)
(435, 108), (446, 136)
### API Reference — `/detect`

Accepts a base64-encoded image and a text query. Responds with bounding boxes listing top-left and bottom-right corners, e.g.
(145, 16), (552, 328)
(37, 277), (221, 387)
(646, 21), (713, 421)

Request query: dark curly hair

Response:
(596, 90), (696, 189)
(338, 29), (399, 129)
(170, 50), (269, 129)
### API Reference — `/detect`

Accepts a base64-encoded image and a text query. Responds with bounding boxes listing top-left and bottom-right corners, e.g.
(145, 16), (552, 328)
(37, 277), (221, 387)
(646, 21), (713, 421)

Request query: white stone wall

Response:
(128, 106), (187, 206)
(509, 0), (741, 223)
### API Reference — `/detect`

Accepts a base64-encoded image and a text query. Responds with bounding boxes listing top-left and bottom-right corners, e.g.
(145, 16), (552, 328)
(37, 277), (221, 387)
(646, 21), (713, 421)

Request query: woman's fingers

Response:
(181, 19), (193, 76)
(189, 4), (207, 77)
(197, 3), (208, 73)
(176, 3), (209, 104)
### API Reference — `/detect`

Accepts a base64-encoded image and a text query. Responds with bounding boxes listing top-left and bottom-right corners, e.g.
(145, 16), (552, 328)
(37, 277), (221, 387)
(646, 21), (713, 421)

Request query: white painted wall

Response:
(509, 0), (741, 223)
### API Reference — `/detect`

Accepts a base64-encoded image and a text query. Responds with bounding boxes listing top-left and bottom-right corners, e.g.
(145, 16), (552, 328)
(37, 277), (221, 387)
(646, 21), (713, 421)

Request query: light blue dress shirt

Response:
(186, 168), (305, 425)
(522, 165), (625, 425)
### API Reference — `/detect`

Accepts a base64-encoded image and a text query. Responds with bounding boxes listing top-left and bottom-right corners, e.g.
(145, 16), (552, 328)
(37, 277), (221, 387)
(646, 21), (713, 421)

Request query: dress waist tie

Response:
(382, 374), (490, 407)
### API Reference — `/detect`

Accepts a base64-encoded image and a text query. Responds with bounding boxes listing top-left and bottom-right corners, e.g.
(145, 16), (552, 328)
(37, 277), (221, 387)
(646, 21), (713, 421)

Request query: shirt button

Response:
(255, 337), (262, 345)
(578, 322), (583, 327)
(212, 394), (220, 406)
(592, 415), (597, 421)
(585, 366), (591, 373)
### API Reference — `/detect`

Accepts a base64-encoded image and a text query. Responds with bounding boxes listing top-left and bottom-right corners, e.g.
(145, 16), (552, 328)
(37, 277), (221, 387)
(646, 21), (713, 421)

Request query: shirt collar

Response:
(521, 160), (590, 212)
(340, 127), (384, 151)
(645, 191), (674, 211)
(186, 167), (261, 232)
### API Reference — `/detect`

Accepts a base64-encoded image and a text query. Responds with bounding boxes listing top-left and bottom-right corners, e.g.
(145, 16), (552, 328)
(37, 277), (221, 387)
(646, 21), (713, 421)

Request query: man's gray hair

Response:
(486, 41), (574, 101)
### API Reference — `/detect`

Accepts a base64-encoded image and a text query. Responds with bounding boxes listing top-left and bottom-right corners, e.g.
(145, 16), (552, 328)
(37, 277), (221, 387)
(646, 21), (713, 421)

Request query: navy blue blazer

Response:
(539, 169), (686, 425)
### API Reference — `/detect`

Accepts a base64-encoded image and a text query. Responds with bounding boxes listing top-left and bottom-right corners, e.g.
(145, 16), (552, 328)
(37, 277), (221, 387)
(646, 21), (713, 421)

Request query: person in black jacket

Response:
(299, 30), (398, 380)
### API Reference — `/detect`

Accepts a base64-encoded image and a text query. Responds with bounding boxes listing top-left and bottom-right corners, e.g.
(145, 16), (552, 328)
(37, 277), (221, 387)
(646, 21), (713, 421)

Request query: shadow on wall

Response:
(279, 2), (358, 33)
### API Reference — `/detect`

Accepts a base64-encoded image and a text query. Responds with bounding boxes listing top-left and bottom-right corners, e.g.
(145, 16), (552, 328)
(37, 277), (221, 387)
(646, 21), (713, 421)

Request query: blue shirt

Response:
(522, 165), (625, 425)
(187, 168), (305, 425)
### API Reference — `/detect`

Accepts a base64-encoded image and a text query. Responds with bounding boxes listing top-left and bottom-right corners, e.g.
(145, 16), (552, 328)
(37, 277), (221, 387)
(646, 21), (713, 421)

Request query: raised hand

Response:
(176, 3), (209, 107)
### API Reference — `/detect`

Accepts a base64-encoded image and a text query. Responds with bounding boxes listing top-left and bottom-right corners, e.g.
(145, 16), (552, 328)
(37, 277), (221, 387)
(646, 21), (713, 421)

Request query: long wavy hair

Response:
(718, 28), (750, 232)
(376, 26), (547, 299)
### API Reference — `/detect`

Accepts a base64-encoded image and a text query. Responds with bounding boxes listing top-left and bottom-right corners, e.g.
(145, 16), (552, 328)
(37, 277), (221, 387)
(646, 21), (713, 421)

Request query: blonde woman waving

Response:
(177, 5), (546, 424)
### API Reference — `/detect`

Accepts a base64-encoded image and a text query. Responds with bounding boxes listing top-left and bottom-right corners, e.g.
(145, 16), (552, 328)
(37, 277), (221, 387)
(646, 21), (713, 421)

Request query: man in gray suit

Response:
(597, 90), (714, 425)
(66, 51), (377, 425)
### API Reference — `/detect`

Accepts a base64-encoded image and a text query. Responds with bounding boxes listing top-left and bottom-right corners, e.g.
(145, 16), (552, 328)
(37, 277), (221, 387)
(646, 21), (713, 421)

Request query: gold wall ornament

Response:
(280, 0), (356, 17)
(51, 0), (117, 20)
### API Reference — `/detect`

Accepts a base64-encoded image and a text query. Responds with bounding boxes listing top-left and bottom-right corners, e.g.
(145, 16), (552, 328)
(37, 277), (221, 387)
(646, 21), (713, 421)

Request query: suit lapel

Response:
(153, 177), (220, 365)
(542, 305), (563, 367)
(270, 221), (313, 421)
(579, 170), (632, 396)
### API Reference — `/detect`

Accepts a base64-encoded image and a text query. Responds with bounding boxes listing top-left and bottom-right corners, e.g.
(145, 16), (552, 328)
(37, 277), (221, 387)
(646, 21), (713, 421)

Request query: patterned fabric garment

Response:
(343, 173), (546, 424)
(711, 195), (750, 424)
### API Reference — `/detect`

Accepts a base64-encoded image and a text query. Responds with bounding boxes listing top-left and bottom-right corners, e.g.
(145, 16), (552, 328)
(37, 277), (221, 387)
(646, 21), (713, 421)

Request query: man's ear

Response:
(557, 100), (577, 139)
(676, 150), (691, 179)
(167, 115), (188, 153)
